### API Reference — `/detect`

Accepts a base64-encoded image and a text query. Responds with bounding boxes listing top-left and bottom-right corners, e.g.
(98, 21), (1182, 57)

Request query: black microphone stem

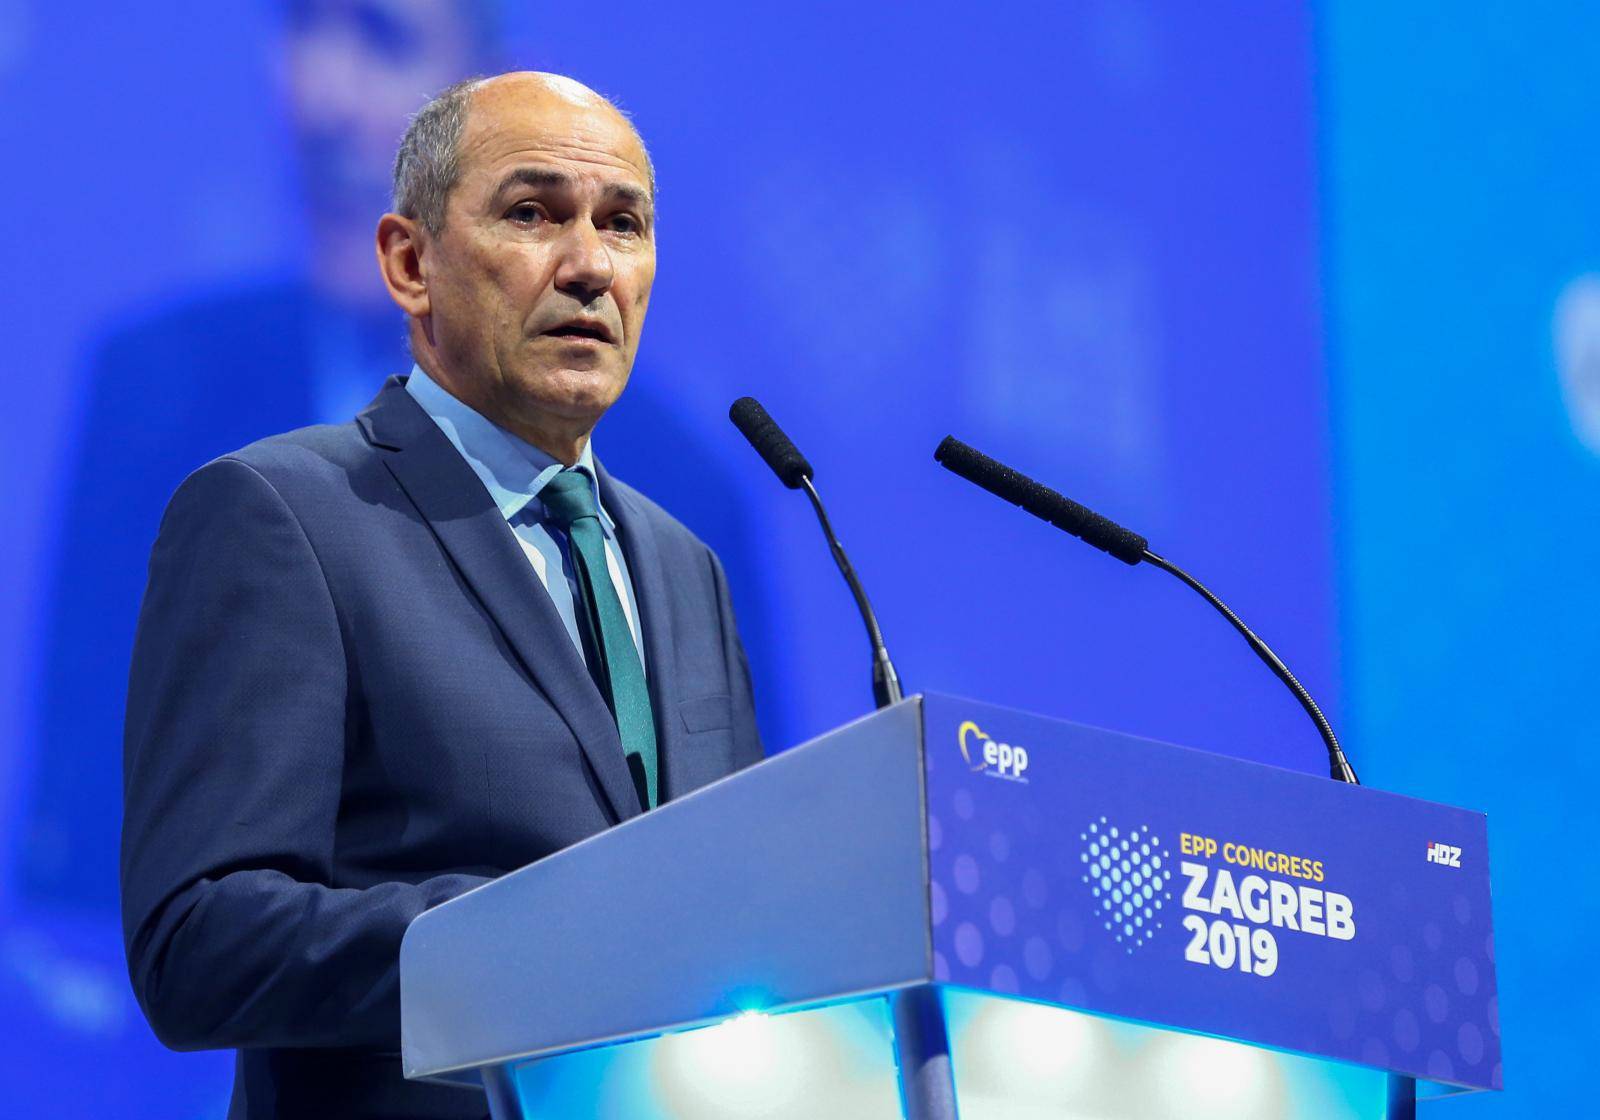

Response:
(1141, 550), (1357, 785)
(799, 476), (903, 709)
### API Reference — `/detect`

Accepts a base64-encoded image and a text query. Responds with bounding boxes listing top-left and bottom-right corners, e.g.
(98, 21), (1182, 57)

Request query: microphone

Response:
(935, 436), (1358, 784)
(934, 435), (1148, 564)
(731, 398), (903, 709)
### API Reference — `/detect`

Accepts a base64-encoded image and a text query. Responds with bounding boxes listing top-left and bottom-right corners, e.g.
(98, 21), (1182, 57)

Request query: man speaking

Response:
(120, 72), (763, 1118)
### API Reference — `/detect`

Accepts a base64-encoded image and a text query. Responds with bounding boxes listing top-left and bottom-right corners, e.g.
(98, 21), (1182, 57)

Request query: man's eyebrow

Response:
(602, 182), (652, 212)
(492, 167), (653, 214)
(492, 166), (575, 198)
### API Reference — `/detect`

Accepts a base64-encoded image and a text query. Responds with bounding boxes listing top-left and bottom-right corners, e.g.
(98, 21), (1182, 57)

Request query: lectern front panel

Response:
(921, 694), (1499, 1095)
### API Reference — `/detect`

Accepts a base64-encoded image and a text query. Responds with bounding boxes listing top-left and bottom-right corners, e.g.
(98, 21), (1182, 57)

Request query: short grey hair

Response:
(392, 77), (484, 235)
(392, 75), (657, 235)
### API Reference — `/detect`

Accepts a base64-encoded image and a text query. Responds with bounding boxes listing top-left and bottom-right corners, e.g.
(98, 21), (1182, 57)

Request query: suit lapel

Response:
(358, 378), (642, 824)
(595, 463), (691, 804)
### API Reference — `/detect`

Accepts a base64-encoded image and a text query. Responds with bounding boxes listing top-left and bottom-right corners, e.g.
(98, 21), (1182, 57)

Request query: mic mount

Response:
(731, 398), (903, 709)
(935, 436), (1357, 784)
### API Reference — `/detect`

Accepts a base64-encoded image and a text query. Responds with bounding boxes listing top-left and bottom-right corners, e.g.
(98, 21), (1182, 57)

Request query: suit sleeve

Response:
(707, 545), (764, 767)
(121, 456), (490, 1053)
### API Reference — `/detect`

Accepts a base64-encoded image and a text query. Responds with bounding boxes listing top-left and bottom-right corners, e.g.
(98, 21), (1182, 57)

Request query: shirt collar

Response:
(405, 364), (614, 532)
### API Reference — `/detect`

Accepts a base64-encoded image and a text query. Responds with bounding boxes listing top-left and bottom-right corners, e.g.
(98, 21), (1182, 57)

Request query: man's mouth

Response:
(542, 320), (615, 344)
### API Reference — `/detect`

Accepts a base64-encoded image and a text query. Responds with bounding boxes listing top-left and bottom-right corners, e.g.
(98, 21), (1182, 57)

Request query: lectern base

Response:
(483, 1066), (521, 1120)
(891, 985), (958, 1120)
(471, 987), (1416, 1119)
(1389, 1074), (1418, 1120)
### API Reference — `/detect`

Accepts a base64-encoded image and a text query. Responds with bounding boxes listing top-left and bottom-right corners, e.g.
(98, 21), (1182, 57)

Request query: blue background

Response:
(0, 0), (1593, 1113)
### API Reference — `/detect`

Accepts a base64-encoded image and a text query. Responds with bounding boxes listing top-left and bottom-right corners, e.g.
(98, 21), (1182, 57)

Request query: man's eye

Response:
(507, 202), (545, 224)
(607, 215), (641, 235)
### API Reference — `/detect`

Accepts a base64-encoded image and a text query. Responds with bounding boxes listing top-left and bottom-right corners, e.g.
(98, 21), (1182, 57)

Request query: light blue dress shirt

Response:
(405, 364), (645, 669)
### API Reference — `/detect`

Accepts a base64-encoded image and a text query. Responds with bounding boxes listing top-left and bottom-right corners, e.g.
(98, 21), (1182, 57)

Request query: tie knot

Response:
(539, 468), (600, 529)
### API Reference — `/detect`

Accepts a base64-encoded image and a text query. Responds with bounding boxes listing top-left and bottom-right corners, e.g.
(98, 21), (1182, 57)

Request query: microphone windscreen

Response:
(935, 436), (1148, 565)
(730, 397), (814, 489)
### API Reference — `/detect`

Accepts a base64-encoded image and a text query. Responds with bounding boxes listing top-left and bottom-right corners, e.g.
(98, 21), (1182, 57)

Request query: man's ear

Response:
(376, 213), (430, 318)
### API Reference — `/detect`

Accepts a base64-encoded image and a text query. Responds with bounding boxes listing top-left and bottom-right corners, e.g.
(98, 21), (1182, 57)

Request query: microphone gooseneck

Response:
(1138, 550), (1357, 784)
(935, 435), (1357, 784)
(731, 398), (903, 709)
(798, 475), (903, 709)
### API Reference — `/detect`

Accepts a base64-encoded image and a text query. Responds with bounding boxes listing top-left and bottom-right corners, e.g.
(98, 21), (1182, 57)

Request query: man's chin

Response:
(509, 365), (629, 424)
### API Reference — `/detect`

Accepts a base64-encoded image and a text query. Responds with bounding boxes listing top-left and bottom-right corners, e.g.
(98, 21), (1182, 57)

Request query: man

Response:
(33, 0), (771, 922)
(121, 72), (764, 1119)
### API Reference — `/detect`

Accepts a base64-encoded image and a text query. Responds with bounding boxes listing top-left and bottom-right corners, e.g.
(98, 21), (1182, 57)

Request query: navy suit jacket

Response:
(40, 282), (773, 916)
(120, 376), (764, 1119)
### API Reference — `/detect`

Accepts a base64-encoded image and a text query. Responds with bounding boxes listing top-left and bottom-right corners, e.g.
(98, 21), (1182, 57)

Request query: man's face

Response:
(422, 76), (656, 434)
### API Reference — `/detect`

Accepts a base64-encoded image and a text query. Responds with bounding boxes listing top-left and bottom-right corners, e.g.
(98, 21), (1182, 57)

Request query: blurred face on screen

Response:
(378, 74), (657, 463)
(282, 0), (482, 304)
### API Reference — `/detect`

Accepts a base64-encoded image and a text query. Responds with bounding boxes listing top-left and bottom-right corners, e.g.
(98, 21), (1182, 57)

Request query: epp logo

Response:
(957, 720), (1029, 782)
(1426, 842), (1462, 868)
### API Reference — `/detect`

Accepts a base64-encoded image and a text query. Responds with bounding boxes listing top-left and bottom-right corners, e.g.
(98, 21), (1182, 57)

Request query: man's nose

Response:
(552, 220), (614, 301)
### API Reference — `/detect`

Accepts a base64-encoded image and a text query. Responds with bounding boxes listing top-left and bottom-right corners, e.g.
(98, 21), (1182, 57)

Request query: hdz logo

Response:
(1426, 842), (1463, 868)
(957, 720), (1029, 783)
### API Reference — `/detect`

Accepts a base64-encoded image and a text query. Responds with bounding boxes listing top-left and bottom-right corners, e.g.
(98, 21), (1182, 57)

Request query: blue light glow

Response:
(513, 999), (901, 1120)
(943, 988), (1392, 1120)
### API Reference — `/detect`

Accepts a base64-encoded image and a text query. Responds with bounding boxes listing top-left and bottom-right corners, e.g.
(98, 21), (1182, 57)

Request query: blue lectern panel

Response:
(401, 701), (931, 1080)
(921, 695), (1499, 1093)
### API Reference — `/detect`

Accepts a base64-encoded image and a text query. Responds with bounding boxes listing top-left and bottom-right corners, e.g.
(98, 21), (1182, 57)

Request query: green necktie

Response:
(540, 469), (659, 810)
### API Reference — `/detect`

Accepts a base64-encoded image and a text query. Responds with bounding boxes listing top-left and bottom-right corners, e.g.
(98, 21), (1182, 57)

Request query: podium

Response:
(400, 695), (1500, 1119)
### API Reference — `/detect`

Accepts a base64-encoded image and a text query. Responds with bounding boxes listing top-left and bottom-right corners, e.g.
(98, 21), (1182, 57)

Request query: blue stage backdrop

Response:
(1318, 3), (1600, 1116)
(0, 0), (1588, 1114)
